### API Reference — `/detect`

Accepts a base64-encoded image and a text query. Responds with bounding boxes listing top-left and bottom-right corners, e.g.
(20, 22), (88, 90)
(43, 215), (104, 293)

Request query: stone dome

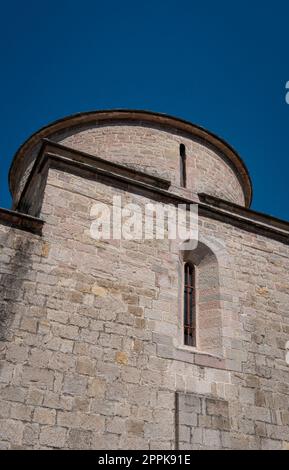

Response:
(9, 110), (252, 208)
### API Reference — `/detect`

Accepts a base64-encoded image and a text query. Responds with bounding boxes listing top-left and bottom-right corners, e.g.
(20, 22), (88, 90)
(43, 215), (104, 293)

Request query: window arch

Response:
(184, 262), (196, 346)
(179, 239), (224, 356)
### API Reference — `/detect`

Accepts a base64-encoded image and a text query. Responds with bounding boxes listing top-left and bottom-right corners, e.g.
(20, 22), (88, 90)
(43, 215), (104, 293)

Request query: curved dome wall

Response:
(9, 110), (252, 209)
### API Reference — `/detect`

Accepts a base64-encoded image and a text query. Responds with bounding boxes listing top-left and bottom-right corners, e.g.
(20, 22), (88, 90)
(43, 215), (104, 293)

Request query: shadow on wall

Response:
(0, 231), (35, 341)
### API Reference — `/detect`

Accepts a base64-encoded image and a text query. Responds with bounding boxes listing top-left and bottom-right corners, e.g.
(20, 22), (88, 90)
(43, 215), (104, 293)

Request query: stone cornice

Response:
(198, 193), (289, 234)
(15, 140), (289, 245)
(42, 139), (171, 190)
(0, 207), (43, 235)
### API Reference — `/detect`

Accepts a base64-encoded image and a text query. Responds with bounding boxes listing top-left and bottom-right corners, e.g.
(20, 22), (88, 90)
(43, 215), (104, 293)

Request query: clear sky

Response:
(0, 0), (289, 219)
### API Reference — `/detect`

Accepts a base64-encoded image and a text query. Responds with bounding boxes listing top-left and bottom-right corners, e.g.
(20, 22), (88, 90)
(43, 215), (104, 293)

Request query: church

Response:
(1, 110), (289, 449)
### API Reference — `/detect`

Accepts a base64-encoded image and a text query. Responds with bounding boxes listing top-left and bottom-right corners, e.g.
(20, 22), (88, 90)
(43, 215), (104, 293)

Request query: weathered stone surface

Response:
(126, 419), (144, 437)
(76, 357), (96, 376)
(57, 411), (105, 432)
(0, 386), (27, 403)
(23, 423), (39, 447)
(0, 419), (24, 444)
(87, 377), (106, 398)
(39, 426), (67, 448)
(115, 352), (128, 365)
(21, 367), (54, 389)
(10, 403), (33, 421)
(67, 429), (92, 449)
(62, 374), (87, 396)
(1, 113), (289, 450)
(6, 344), (29, 363)
(33, 407), (56, 425)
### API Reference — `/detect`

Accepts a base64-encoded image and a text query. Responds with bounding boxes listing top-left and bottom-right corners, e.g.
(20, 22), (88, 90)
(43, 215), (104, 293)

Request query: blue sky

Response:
(0, 0), (289, 219)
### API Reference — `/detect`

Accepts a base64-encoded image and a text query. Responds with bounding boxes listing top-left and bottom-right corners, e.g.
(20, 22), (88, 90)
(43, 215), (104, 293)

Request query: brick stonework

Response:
(1, 111), (289, 449)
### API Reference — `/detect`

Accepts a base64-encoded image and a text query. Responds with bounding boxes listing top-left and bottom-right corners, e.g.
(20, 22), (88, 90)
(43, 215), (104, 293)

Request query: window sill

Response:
(157, 342), (226, 370)
(176, 344), (222, 359)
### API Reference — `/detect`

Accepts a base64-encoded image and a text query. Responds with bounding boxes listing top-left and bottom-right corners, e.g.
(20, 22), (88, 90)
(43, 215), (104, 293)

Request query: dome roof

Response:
(9, 109), (252, 207)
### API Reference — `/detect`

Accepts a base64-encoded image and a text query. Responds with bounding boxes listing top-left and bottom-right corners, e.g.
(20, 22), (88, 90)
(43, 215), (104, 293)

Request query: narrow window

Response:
(180, 144), (187, 188)
(184, 262), (196, 346)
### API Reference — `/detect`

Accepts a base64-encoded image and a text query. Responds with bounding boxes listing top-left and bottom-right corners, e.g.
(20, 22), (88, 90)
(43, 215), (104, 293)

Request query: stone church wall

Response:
(1, 164), (289, 449)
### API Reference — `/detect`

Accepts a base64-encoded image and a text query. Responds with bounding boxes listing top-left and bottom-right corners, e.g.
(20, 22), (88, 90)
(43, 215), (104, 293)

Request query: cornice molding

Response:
(0, 207), (43, 235)
(15, 140), (289, 245)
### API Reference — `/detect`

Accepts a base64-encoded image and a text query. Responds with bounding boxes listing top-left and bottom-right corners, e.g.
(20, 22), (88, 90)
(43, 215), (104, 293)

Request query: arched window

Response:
(180, 144), (186, 188)
(184, 262), (196, 346)
(179, 240), (223, 356)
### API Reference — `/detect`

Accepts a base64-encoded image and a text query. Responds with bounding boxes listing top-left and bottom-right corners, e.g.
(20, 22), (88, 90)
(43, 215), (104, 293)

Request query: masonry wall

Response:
(1, 166), (289, 449)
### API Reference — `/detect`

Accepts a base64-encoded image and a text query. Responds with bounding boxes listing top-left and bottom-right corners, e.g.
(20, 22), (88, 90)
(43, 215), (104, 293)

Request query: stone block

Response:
(10, 403), (33, 421)
(0, 419), (24, 444)
(39, 426), (67, 448)
(68, 429), (92, 449)
(0, 385), (27, 403)
(206, 398), (229, 418)
(23, 423), (39, 447)
(6, 344), (29, 363)
(62, 374), (87, 396)
(33, 407), (56, 425)
(76, 356), (96, 376)
(115, 351), (128, 365)
(21, 366), (54, 389)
